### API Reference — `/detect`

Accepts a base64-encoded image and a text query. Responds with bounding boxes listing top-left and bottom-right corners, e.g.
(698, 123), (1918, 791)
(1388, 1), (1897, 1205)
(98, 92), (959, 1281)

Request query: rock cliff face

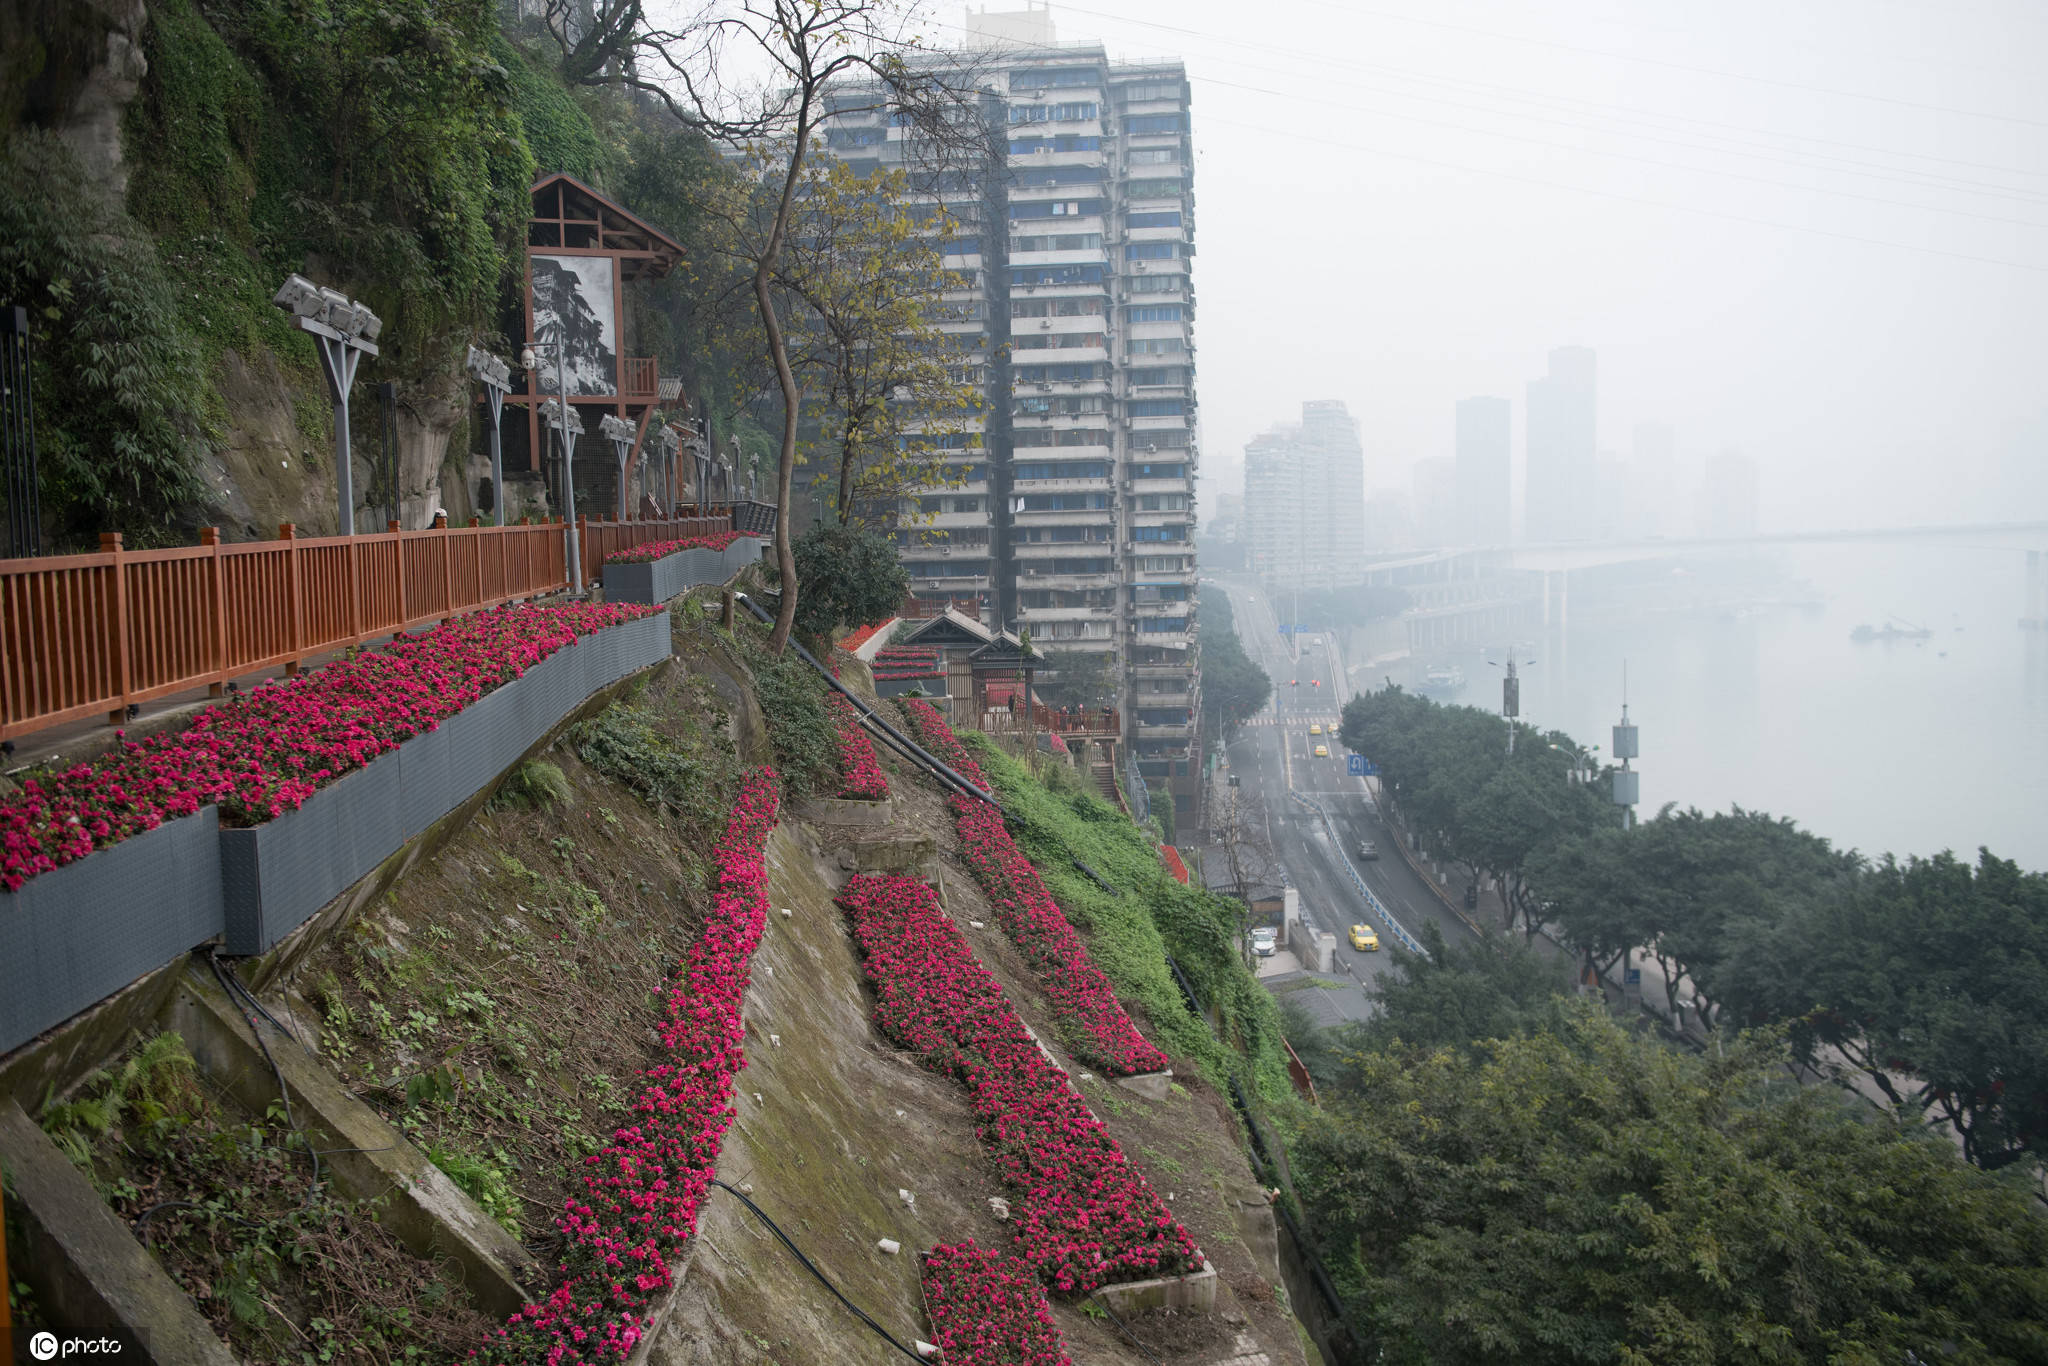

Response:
(2, 0), (147, 199)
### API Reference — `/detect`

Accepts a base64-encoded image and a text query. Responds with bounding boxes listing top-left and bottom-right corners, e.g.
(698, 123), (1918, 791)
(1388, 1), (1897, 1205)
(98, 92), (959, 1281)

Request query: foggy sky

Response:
(952, 0), (2048, 534)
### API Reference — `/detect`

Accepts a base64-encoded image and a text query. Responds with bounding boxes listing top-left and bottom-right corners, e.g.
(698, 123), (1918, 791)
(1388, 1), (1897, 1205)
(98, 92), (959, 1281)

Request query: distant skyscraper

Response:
(1593, 454), (1628, 540)
(1454, 396), (1511, 546)
(1628, 421), (1675, 537)
(1412, 456), (1458, 548)
(1525, 346), (1596, 542)
(1241, 400), (1368, 586)
(1700, 448), (1760, 538)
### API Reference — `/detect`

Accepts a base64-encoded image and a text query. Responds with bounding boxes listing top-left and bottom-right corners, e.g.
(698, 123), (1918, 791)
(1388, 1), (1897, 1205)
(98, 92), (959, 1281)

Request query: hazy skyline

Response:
(950, 0), (2048, 535)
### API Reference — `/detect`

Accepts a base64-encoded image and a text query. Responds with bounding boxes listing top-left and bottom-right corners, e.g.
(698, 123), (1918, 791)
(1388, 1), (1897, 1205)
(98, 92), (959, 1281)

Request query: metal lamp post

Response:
(599, 414), (638, 521)
(273, 274), (381, 535)
(522, 340), (583, 594)
(465, 345), (512, 526)
(651, 422), (680, 514)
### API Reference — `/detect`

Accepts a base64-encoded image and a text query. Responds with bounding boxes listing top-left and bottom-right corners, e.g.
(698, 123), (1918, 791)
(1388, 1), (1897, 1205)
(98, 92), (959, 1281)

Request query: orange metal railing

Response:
(0, 510), (766, 743)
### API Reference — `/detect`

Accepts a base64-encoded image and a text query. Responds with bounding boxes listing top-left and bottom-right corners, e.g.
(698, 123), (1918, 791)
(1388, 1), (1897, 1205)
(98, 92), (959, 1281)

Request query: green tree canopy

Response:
(1199, 586), (1272, 733)
(1031, 648), (1116, 711)
(1296, 1004), (2048, 1366)
(786, 523), (906, 645)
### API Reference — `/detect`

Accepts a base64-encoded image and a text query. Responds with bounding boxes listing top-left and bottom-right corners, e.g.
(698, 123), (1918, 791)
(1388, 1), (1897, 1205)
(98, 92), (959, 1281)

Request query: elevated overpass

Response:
(1351, 522), (2048, 633)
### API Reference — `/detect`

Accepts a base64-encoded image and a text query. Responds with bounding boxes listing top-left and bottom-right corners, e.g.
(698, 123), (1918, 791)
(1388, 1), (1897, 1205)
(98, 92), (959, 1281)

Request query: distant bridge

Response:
(1351, 522), (2048, 637)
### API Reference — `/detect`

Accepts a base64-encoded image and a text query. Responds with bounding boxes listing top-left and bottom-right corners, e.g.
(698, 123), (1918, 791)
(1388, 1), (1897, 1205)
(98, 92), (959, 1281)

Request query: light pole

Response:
(645, 421), (678, 515)
(273, 274), (381, 534)
(599, 413), (637, 521)
(465, 345), (512, 526)
(521, 339), (583, 594)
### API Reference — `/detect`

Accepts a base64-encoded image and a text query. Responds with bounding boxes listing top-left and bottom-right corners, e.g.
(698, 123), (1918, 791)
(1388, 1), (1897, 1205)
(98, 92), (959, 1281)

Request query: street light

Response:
(521, 339), (585, 594)
(464, 345), (512, 526)
(598, 414), (638, 521)
(274, 273), (380, 534)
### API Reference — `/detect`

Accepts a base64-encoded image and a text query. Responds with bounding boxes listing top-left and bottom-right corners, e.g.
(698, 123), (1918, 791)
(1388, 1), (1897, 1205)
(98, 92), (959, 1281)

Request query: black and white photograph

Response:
(529, 252), (618, 396)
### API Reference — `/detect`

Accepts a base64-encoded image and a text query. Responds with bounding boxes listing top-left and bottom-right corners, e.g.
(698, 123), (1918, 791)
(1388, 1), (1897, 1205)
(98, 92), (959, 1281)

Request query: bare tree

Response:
(550, 0), (988, 651)
(1210, 785), (1278, 969)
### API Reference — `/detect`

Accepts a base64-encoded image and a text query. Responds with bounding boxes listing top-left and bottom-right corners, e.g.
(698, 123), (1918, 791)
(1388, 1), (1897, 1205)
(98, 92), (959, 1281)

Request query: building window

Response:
(940, 236), (980, 256)
(1012, 297), (1105, 318)
(1127, 398), (1187, 417)
(1124, 304), (1185, 323)
(1126, 149), (1180, 166)
(1010, 135), (1101, 155)
(1015, 363), (1109, 383)
(1127, 210), (1183, 227)
(1011, 234), (1104, 252)
(1127, 367), (1185, 386)
(1012, 68), (1100, 90)
(1125, 242), (1177, 261)
(1013, 166), (1106, 187)
(1125, 178), (1185, 199)
(1013, 460), (1111, 480)
(1117, 82), (1183, 103)
(1139, 617), (1190, 632)
(1010, 265), (1105, 287)
(1010, 198), (1107, 220)
(1127, 337), (1184, 355)
(1013, 332), (1106, 351)
(953, 497), (980, 513)
(1125, 113), (1186, 134)
(1132, 524), (1188, 542)
(1128, 462), (1187, 480)
(1129, 274), (1185, 294)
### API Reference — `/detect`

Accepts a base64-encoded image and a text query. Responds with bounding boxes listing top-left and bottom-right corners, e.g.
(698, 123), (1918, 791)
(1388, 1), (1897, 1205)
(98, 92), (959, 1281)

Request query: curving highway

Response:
(1207, 577), (1482, 1015)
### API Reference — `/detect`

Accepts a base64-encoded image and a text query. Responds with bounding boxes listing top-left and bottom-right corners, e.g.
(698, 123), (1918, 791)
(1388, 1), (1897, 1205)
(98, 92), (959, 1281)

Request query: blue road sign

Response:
(1346, 754), (1365, 776)
(1624, 967), (1642, 986)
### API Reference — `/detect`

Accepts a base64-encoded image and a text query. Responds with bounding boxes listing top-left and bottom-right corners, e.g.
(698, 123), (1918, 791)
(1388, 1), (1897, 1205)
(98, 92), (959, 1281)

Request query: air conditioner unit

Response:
(1039, 319), (1053, 329)
(1135, 263), (1147, 272)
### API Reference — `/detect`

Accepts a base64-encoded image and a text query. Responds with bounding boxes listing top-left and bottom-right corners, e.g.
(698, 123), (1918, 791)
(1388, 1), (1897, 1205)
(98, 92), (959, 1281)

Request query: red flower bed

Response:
(0, 603), (657, 892)
(871, 646), (942, 682)
(479, 767), (780, 1364)
(838, 619), (892, 655)
(900, 701), (1170, 1076)
(921, 1241), (1073, 1366)
(602, 531), (757, 565)
(825, 693), (889, 800)
(838, 874), (1199, 1295)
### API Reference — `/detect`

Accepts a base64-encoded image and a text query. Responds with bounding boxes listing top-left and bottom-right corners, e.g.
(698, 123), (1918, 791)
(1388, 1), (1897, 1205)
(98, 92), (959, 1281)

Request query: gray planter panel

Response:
(1, 808), (224, 1055)
(221, 755), (404, 955)
(398, 720), (454, 843)
(606, 560), (659, 606)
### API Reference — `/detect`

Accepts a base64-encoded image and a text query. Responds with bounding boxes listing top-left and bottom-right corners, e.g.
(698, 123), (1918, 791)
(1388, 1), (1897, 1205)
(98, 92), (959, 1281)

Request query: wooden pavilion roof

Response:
(527, 173), (685, 280)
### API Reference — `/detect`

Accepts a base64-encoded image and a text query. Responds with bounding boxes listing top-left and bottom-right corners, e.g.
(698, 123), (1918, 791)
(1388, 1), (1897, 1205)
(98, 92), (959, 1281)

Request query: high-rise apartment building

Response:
(1525, 346), (1596, 543)
(1454, 395), (1510, 545)
(1699, 448), (1760, 538)
(818, 24), (1202, 834)
(1241, 400), (1369, 584)
(1412, 456), (1458, 549)
(1627, 421), (1675, 537)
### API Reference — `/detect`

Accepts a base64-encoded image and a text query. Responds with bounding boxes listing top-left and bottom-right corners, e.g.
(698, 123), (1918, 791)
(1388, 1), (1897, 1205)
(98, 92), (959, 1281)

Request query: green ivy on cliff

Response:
(0, 131), (212, 546)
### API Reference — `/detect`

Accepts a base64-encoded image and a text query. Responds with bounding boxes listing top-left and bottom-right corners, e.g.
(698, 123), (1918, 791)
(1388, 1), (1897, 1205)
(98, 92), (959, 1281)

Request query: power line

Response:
(1190, 73), (2048, 231)
(945, 5), (2048, 183)
(1192, 112), (2048, 275)
(1231, 0), (2048, 130)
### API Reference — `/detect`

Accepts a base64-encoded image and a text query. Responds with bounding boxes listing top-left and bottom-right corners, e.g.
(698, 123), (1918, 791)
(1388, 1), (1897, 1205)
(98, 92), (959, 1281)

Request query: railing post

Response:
(278, 523), (302, 674)
(100, 532), (130, 724)
(435, 511), (453, 621)
(576, 513), (589, 593)
(388, 519), (407, 638)
(200, 527), (227, 696)
(470, 516), (485, 608)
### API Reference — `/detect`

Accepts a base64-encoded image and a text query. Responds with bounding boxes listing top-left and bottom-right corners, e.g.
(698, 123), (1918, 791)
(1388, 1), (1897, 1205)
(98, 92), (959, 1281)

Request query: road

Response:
(1207, 577), (1483, 1016)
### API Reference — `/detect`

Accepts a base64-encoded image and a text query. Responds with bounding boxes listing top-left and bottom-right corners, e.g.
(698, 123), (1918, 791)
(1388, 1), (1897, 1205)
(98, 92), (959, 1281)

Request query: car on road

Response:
(1348, 923), (1380, 952)
(1357, 840), (1378, 860)
(1308, 723), (1323, 735)
(1251, 927), (1278, 957)
(1313, 744), (1329, 758)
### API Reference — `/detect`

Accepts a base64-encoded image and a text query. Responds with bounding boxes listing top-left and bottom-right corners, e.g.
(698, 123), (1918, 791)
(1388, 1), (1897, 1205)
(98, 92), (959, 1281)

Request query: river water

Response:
(1406, 543), (2048, 872)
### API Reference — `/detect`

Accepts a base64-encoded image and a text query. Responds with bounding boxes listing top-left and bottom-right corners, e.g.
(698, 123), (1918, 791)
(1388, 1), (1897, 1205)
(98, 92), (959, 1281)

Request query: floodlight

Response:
(317, 288), (353, 331)
(599, 414), (636, 442)
(356, 307), (383, 342)
(272, 274), (325, 318)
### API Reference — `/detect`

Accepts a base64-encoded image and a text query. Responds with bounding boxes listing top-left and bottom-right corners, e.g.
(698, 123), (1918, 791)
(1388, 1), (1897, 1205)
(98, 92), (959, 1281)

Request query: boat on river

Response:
(1850, 616), (1933, 643)
(1418, 664), (1466, 697)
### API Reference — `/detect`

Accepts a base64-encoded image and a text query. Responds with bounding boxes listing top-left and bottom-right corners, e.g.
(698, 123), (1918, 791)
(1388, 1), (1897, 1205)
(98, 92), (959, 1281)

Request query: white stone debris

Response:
(987, 1197), (1011, 1221)
(969, 920), (985, 929)
(895, 1109), (906, 1118)
(769, 1034), (782, 1048)
(916, 1342), (940, 1360)
(899, 1189), (915, 1208)
(753, 1092), (764, 1103)
(877, 1238), (901, 1255)
(779, 907), (794, 918)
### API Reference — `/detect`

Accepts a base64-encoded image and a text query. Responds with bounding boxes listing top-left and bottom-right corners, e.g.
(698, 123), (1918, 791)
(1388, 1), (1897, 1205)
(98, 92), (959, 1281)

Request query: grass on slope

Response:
(964, 736), (1292, 1102)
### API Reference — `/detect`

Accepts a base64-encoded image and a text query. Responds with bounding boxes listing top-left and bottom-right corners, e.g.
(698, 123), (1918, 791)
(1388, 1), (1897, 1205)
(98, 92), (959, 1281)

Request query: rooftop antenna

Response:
(1612, 660), (1640, 828)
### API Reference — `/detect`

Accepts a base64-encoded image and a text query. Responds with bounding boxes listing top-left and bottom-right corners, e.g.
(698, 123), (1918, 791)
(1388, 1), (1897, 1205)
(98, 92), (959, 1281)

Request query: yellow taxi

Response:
(1349, 923), (1380, 952)
(1308, 723), (1324, 735)
(1313, 744), (1329, 758)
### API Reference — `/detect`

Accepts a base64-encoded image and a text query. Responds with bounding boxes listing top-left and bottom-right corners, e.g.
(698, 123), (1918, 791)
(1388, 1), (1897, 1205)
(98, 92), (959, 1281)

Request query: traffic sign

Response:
(1346, 754), (1365, 776)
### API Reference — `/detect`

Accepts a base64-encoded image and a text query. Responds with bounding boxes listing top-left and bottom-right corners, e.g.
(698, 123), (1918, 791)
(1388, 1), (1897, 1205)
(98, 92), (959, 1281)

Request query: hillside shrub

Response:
(571, 701), (738, 830)
(736, 626), (837, 800)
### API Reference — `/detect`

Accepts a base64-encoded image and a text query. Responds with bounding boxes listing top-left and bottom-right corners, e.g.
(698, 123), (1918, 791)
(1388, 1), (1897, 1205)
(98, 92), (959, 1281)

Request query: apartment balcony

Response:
(1008, 149), (1108, 170)
(1125, 223), (1187, 242)
(909, 569), (991, 591)
(1127, 474), (1192, 493)
(1130, 597), (1191, 618)
(1131, 660), (1194, 679)
(1011, 475), (1114, 494)
(1019, 602), (1115, 623)
(1015, 570), (1119, 592)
